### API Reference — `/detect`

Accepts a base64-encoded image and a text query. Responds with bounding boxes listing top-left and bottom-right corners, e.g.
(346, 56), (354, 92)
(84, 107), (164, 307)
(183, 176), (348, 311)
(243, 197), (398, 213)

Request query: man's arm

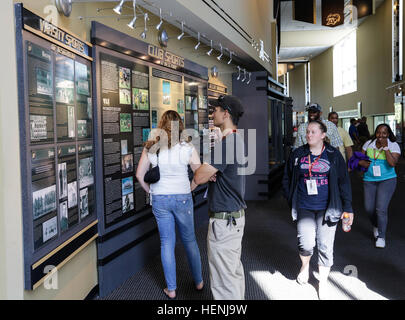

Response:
(194, 163), (219, 185)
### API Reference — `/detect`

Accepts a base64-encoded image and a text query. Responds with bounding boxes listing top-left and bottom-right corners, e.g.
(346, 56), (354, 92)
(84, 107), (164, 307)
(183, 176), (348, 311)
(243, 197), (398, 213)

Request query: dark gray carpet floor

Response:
(102, 162), (405, 300)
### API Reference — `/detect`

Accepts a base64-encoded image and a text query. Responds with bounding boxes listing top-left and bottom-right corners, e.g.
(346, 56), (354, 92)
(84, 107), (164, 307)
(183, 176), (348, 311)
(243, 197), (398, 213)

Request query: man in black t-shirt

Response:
(194, 95), (246, 300)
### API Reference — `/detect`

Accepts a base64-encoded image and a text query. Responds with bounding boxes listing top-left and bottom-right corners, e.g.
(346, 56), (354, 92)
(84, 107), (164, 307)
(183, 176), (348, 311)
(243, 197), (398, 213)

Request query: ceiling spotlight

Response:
(217, 44), (223, 61)
(228, 51), (233, 64)
(237, 66), (241, 80)
(113, 0), (125, 15)
(194, 32), (201, 50)
(140, 13), (149, 39)
(241, 69), (247, 82)
(128, 1), (137, 29)
(156, 8), (163, 30)
(246, 72), (252, 85)
(128, 16), (137, 29)
(177, 21), (185, 40)
(207, 40), (213, 56)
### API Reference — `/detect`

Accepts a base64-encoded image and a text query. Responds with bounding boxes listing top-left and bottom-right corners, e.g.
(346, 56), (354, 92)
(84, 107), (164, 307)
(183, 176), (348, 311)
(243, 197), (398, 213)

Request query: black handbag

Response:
(144, 150), (160, 184)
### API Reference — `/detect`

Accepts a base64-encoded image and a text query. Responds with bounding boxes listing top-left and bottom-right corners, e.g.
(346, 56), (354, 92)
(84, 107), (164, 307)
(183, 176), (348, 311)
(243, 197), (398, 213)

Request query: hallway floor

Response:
(102, 164), (405, 300)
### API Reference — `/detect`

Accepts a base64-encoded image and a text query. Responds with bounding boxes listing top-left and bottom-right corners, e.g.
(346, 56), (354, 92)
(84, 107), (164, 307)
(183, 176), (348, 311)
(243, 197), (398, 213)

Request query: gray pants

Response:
(364, 178), (397, 239)
(207, 215), (245, 300)
(297, 209), (338, 267)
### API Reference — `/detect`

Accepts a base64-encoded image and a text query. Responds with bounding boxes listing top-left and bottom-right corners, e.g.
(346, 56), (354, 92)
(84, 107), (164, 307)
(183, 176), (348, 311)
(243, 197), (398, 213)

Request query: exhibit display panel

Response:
(98, 50), (150, 227)
(15, 5), (98, 290)
(92, 22), (211, 296)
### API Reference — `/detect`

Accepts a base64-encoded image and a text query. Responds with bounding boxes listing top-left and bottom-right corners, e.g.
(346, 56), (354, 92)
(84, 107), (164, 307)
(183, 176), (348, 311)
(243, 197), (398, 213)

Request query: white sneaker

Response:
(296, 268), (309, 285)
(373, 227), (379, 238)
(318, 281), (329, 300)
(375, 238), (385, 248)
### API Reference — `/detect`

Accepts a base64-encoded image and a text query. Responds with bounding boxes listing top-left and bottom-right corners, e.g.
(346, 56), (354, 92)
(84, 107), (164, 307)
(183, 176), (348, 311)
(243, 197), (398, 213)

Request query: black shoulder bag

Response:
(144, 150), (160, 184)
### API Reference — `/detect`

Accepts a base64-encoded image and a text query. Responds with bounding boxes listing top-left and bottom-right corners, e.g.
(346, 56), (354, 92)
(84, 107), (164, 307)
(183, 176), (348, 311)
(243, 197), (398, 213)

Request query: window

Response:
(333, 31), (357, 97)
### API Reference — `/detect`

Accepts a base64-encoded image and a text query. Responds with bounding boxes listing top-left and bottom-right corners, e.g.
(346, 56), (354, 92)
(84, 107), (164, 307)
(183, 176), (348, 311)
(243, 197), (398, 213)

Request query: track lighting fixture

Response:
(140, 13), (149, 39)
(237, 66), (241, 80)
(207, 40), (213, 56)
(113, 0), (125, 15)
(228, 51), (233, 64)
(195, 32), (201, 50)
(177, 21), (185, 40)
(156, 8), (163, 30)
(241, 68), (247, 82)
(247, 72), (252, 85)
(217, 44), (223, 61)
(127, 0), (137, 29)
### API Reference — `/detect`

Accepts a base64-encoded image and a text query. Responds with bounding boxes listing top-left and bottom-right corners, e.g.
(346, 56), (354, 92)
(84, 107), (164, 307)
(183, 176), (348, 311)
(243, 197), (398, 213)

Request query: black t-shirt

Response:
(208, 133), (247, 213)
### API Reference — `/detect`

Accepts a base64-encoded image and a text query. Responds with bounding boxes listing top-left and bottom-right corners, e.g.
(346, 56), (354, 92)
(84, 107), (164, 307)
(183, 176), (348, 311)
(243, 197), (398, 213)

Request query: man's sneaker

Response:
(375, 237), (385, 248)
(373, 227), (379, 239)
(296, 268), (309, 285)
(318, 282), (329, 300)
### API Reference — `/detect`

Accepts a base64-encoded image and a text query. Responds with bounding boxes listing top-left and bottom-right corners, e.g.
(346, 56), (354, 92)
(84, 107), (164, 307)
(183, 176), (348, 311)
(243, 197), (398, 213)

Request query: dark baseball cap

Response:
(208, 95), (244, 119)
(306, 103), (322, 113)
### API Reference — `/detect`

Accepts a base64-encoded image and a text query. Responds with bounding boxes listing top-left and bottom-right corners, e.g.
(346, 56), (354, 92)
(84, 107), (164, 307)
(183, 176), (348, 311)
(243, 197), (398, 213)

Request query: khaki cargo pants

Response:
(207, 210), (245, 300)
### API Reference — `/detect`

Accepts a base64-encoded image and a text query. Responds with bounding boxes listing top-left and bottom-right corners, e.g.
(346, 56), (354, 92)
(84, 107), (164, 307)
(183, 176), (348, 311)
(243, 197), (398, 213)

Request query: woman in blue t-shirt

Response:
(358, 124), (400, 249)
(283, 120), (354, 300)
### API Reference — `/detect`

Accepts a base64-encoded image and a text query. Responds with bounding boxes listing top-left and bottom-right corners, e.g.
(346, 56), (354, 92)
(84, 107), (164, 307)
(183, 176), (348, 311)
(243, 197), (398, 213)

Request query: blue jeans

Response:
(364, 178), (397, 239)
(152, 194), (203, 291)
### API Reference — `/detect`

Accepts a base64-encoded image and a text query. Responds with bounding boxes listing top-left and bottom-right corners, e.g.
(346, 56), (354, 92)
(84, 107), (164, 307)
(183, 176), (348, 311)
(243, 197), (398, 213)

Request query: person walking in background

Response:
(193, 95), (246, 300)
(136, 110), (203, 299)
(349, 118), (360, 147)
(357, 124), (400, 249)
(328, 112), (354, 161)
(283, 120), (354, 300)
(294, 103), (343, 150)
(357, 116), (371, 146)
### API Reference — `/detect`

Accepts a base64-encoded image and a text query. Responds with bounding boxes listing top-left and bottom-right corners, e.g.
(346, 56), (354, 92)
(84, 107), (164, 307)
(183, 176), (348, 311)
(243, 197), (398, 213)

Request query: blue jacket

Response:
(282, 143), (353, 222)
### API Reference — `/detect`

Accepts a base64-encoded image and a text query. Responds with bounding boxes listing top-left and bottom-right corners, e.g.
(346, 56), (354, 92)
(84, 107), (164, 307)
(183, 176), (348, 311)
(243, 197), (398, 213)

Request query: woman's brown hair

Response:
(144, 110), (186, 152)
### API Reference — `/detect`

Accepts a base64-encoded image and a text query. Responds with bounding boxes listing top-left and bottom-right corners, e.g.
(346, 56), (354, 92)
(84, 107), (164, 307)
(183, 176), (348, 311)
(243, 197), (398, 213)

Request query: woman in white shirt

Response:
(358, 124), (400, 248)
(136, 110), (203, 299)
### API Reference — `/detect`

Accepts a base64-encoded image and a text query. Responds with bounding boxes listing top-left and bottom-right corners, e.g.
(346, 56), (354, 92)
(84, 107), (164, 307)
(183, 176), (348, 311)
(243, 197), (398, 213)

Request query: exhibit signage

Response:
(15, 3), (97, 290)
(22, 7), (91, 59)
(148, 44), (185, 70)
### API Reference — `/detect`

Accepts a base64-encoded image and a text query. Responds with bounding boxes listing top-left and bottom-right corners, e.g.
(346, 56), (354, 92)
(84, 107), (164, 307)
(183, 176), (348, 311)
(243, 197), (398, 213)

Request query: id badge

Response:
(306, 179), (318, 195)
(373, 165), (381, 177)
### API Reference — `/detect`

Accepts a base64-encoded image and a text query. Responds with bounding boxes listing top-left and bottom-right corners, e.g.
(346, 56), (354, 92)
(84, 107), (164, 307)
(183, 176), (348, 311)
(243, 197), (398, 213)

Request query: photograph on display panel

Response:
(122, 177), (134, 196)
(122, 193), (134, 214)
(58, 162), (67, 199)
(59, 200), (68, 232)
(79, 187), (89, 219)
(132, 88), (149, 110)
(121, 154), (133, 173)
(79, 157), (94, 189)
(42, 216), (58, 243)
(33, 185), (57, 220)
(119, 66), (131, 89)
(68, 181), (77, 208)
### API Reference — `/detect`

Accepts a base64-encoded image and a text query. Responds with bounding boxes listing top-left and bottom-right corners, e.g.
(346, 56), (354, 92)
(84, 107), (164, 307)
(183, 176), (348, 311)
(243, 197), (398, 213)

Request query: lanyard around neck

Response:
(308, 145), (325, 178)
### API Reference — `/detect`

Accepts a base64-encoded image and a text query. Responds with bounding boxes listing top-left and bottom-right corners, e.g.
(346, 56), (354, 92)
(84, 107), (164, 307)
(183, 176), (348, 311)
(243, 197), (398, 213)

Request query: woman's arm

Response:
(384, 149), (400, 167)
(135, 148), (151, 193)
(189, 147), (201, 191)
(189, 147), (201, 173)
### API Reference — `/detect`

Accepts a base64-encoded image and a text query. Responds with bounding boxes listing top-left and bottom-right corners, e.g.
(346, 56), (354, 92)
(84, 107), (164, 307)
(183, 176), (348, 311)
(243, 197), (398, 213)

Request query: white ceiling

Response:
(280, 0), (385, 61)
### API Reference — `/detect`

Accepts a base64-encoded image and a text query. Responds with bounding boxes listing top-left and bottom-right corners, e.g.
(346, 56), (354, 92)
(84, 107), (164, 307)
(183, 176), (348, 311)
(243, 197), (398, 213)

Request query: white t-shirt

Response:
(147, 142), (194, 195)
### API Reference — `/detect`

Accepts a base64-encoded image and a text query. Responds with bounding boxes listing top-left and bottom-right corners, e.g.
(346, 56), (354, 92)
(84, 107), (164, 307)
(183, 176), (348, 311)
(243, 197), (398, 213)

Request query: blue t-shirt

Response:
(297, 151), (330, 211)
(349, 125), (358, 140)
